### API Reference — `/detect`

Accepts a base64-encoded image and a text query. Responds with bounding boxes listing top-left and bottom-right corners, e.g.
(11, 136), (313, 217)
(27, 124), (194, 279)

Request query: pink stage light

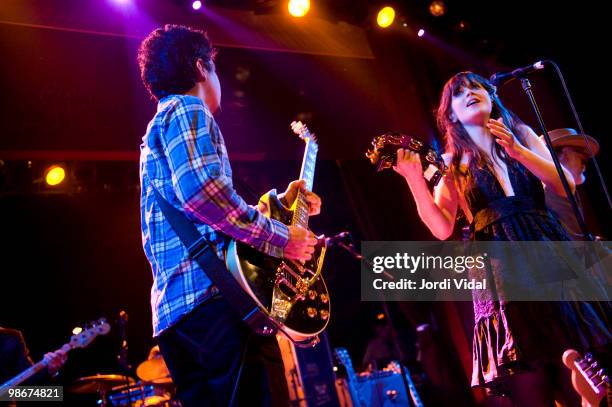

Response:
(192, 1), (202, 10)
(417, 29), (425, 37)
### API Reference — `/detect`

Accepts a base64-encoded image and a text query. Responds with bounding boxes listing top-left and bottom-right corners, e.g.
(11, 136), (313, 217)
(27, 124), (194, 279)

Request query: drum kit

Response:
(67, 346), (181, 406)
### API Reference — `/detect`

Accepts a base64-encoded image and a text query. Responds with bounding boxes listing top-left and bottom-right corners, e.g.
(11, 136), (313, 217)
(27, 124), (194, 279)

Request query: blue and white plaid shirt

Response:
(140, 94), (289, 336)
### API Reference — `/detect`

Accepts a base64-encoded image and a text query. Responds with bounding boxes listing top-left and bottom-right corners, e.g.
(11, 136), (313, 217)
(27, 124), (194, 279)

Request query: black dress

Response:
(463, 159), (612, 391)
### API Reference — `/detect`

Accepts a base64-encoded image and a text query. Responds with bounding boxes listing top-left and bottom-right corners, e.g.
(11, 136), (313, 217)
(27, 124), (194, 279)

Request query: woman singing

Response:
(394, 72), (609, 405)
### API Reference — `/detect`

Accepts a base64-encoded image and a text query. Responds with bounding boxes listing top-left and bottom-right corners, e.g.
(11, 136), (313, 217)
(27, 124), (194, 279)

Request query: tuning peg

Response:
(586, 361), (600, 374)
(590, 368), (605, 381)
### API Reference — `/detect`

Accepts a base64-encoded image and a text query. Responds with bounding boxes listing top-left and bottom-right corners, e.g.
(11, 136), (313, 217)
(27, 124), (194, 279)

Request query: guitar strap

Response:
(151, 186), (275, 335)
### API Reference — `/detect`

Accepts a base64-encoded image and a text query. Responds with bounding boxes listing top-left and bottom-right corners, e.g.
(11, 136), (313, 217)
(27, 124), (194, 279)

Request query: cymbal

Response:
(68, 374), (135, 394)
(137, 357), (172, 383)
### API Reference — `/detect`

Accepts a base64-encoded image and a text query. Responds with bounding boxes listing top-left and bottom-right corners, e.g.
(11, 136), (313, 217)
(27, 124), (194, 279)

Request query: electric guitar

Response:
(563, 349), (610, 407)
(0, 318), (111, 396)
(226, 121), (330, 345)
(334, 347), (366, 407)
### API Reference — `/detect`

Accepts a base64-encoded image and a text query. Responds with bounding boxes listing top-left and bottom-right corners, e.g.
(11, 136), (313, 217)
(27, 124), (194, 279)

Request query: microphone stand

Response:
(518, 76), (594, 241)
(515, 69), (608, 303)
(117, 311), (134, 406)
(547, 61), (612, 211)
(328, 233), (417, 407)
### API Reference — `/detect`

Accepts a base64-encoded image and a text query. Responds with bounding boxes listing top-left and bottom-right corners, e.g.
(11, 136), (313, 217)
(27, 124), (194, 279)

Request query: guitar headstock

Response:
(563, 349), (609, 407)
(69, 318), (111, 350)
(291, 121), (317, 144)
(334, 347), (354, 369)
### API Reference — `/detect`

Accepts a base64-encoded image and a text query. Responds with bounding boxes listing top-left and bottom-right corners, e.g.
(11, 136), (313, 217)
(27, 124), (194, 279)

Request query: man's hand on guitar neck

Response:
(43, 349), (67, 377)
(279, 180), (322, 216)
(285, 225), (318, 262)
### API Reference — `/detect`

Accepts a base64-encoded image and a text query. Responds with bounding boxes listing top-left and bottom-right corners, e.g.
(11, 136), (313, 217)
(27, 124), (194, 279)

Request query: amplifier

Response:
(278, 333), (340, 407)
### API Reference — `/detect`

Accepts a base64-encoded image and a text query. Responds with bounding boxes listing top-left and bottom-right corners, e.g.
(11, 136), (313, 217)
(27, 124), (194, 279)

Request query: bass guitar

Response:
(0, 318), (111, 397)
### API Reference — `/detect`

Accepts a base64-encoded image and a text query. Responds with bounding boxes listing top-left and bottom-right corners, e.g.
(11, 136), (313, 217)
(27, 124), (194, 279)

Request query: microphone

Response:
(490, 61), (546, 87)
(324, 231), (352, 247)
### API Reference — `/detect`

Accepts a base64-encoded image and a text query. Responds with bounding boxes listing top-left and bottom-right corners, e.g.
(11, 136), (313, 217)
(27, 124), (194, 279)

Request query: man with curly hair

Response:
(137, 25), (321, 406)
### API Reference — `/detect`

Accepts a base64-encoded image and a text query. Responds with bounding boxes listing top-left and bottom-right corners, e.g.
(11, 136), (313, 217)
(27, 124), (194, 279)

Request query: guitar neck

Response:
(334, 349), (363, 406)
(291, 138), (318, 228)
(0, 343), (70, 396)
(0, 362), (46, 394)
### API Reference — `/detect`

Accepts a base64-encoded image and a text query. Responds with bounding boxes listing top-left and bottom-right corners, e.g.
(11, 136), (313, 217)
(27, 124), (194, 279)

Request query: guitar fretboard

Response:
(0, 361), (46, 395)
(291, 138), (318, 228)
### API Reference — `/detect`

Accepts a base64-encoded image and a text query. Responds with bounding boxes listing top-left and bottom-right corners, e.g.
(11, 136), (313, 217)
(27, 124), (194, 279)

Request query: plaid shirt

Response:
(140, 94), (289, 337)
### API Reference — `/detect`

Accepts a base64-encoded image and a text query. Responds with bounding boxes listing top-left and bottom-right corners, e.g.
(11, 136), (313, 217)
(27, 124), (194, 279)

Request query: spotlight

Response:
(192, 0), (202, 10)
(109, 0), (132, 7)
(429, 1), (446, 17)
(417, 29), (425, 37)
(45, 165), (66, 186)
(288, 0), (310, 17)
(377, 6), (396, 28)
(456, 20), (470, 32)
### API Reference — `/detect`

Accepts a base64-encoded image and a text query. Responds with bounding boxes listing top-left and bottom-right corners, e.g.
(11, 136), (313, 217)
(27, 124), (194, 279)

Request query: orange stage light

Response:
(429, 1), (446, 17)
(45, 165), (66, 186)
(288, 0), (310, 17)
(377, 6), (396, 28)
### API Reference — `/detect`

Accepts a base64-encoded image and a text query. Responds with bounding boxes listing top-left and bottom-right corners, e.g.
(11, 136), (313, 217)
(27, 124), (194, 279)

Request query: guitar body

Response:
(226, 121), (330, 344)
(226, 196), (330, 343)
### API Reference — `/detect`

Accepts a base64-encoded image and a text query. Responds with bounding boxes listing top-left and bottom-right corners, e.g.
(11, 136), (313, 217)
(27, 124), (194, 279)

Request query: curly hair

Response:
(138, 24), (217, 101)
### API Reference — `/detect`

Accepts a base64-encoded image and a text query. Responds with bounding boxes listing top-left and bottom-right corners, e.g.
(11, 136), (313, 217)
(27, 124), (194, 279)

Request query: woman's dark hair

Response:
(436, 72), (527, 180)
(138, 24), (217, 101)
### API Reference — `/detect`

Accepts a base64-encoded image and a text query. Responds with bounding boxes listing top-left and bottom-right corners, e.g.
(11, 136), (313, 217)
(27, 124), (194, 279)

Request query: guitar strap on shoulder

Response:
(151, 185), (275, 335)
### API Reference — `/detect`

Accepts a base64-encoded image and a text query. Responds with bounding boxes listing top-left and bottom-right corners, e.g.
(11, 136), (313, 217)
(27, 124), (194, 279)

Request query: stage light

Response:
(429, 1), (446, 17)
(376, 313), (385, 320)
(456, 20), (470, 32)
(192, 1), (202, 10)
(288, 0), (310, 17)
(377, 6), (395, 28)
(45, 165), (66, 186)
(417, 29), (425, 37)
